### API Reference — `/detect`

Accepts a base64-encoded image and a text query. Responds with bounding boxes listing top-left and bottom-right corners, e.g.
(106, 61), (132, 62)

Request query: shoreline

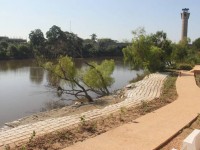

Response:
(0, 72), (165, 131)
(1, 88), (125, 130)
(0, 73), (175, 149)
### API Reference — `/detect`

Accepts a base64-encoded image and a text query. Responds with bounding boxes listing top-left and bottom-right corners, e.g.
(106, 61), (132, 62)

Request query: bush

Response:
(176, 63), (193, 70)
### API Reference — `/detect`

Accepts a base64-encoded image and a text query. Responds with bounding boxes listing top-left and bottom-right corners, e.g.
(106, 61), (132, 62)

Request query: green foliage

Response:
(192, 38), (200, 51)
(29, 29), (45, 48)
(83, 60), (115, 95)
(0, 41), (8, 49)
(160, 75), (178, 103)
(80, 115), (86, 125)
(176, 63), (193, 70)
(90, 33), (97, 41)
(29, 25), (126, 59)
(0, 39), (32, 60)
(29, 130), (36, 143)
(148, 46), (165, 71)
(171, 40), (188, 63)
(44, 56), (77, 87)
(42, 56), (115, 102)
(123, 28), (200, 72)
(123, 28), (167, 72)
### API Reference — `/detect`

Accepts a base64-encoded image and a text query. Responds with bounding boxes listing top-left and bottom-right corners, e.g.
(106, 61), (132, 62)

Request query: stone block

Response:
(182, 129), (200, 150)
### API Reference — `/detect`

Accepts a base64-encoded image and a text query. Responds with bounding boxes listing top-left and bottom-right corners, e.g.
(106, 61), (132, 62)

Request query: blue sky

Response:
(0, 0), (199, 42)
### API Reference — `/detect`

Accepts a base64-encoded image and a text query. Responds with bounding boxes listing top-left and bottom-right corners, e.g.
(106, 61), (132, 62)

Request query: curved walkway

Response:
(0, 73), (167, 149)
(64, 67), (200, 150)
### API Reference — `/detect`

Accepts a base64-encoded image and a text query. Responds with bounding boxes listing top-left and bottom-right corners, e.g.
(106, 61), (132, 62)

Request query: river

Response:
(0, 58), (143, 126)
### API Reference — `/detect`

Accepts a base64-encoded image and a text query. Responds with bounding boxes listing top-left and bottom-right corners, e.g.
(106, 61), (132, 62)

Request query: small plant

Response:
(195, 74), (200, 87)
(57, 131), (72, 140)
(29, 130), (36, 143)
(176, 63), (193, 70)
(87, 122), (97, 133)
(140, 100), (149, 113)
(120, 107), (127, 114)
(80, 115), (86, 125)
(4, 144), (10, 150)
(20, 145), (27, 150)
(119, 107), (127, 122)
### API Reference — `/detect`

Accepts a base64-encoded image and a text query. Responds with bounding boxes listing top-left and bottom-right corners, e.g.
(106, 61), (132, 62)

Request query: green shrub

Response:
(177, 63), (193, 70)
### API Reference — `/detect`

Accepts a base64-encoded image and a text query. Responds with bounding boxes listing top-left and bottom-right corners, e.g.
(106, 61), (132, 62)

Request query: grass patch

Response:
(195, 74), (200, 87)
(129, 70), (150, 83)
(160, 74), (178, 103)
(12, 73), (178, 150)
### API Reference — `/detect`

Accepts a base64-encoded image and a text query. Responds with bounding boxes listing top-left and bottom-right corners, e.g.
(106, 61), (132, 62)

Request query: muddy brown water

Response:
(0, 58), (143, 126)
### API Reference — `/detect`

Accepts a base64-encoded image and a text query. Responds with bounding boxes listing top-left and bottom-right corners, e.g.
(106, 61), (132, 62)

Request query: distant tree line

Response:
(0, 25), (127, 60)
(0, 37), (32, 59)
(29, 25), (127, 59)
(1, 25), (200, 67)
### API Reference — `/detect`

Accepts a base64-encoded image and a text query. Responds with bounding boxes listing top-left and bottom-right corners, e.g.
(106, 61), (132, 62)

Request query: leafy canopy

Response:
(83, 60), (115, 89)
(123, 28), (172, 72)
(42, 56), (115, 101)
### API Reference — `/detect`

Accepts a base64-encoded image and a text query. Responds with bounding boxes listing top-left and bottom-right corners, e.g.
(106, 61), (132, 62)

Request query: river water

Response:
(0, 58), (142, 126)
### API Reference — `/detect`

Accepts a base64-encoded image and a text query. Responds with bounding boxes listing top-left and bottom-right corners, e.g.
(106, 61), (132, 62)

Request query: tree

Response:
(8, 44), (18, 58)
(123, 28), (171, 72)
(97, 38), (118, 56)
(63, 31), (84, 57)
(192, 38), (200, 51)
(150, 31), (173, 65)
(29, 29), (46, 56)
(17, 44), (32, 58)
(171, 39), (189, 63)
(0, 46), (7, 59)
(42, 56), (115, 102)
(29, 29), (45, 47)
(45, 25), (84, 58)
(0, 41), (8, 49)
(83, 60), (115, 95)
(90, 34), (97, 41)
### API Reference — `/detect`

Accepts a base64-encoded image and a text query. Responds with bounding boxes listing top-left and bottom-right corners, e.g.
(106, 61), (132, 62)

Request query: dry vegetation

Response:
(11, 74), (178, 150)
(195, 74), (200, 87)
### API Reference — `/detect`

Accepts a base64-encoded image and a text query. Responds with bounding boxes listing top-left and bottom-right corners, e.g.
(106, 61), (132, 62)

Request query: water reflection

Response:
(0, 59), (35, 72)
(0, 58), (143, 127)
(29, 67), (44, 85)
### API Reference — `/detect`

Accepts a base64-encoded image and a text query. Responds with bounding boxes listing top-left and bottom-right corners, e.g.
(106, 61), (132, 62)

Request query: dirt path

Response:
(63, 68), (200, 150)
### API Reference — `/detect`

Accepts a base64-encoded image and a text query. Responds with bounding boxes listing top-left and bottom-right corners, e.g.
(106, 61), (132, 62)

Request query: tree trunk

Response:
(85, 94), (94, 103)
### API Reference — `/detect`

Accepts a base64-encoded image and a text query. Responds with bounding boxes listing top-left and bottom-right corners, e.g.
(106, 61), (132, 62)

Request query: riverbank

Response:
(3, 94), (125, 128)
(0, 73), (177, 149)
(0, 58), (141, 127)
(2, 72), (165, 129)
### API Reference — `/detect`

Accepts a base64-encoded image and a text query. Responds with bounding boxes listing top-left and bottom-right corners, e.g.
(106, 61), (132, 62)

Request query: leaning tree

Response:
(42, 56), (115, 102)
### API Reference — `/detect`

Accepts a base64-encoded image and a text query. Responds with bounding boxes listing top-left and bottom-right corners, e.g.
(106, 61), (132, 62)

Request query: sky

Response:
(0, 0), (199, 42)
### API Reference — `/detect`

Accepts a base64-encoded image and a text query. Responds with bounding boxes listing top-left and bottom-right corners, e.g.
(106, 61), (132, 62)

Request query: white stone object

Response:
(182, 129), (200, 150)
